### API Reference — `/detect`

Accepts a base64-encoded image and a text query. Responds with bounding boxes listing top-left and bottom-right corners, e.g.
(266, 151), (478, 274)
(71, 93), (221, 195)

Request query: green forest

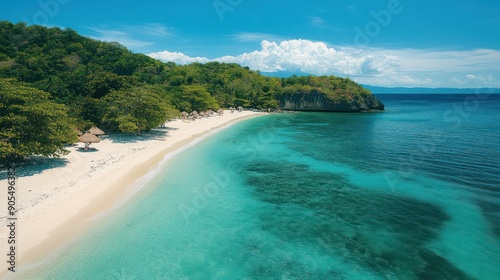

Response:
(0, 21), (374, 163)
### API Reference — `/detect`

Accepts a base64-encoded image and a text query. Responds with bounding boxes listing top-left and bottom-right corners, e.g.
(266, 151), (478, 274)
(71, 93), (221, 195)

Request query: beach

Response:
(0, 110), (264, 275)
(0, 95), (498, 279)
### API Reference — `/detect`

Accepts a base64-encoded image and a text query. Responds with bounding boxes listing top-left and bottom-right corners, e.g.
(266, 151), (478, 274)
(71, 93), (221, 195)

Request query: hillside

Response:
(0, 21), (383, 112)
(0, 21), (384, 162)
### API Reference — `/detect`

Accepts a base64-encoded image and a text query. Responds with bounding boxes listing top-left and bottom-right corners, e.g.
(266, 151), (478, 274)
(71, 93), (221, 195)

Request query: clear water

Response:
(22, 94), (500, 279)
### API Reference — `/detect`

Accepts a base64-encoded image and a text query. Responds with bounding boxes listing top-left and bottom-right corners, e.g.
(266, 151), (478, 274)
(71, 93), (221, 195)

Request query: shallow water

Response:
(25, 94), (500, 279)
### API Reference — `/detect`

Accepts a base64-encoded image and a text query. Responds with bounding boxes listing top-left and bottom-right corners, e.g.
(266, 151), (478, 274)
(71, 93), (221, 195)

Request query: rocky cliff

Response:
(277, 91), (385, 112)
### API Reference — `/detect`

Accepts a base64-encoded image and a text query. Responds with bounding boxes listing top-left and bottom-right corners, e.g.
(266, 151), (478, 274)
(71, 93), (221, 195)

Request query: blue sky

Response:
(2, 0), (500, 88)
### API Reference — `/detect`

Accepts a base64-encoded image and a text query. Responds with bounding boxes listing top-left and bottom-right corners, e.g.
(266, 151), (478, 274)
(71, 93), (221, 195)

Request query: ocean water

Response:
(23, 94), (500, 279)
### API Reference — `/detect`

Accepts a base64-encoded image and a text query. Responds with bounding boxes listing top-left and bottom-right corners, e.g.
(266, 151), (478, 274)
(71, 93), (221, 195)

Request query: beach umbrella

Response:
(87, 126), (105, 136)
(74, 128), (83, 136)
(237, 106), (243, 112)
(217, 108), (224, 115)
(78, 132), (100, 150)
(181, 111), (189, 119)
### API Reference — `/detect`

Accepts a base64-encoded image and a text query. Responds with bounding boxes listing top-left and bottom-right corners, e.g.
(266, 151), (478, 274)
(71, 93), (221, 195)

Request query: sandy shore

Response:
(0, 110), (264, 276)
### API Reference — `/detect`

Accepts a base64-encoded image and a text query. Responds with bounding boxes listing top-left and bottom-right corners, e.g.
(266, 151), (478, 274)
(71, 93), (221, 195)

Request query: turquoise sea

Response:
(23, 94), (500, 279)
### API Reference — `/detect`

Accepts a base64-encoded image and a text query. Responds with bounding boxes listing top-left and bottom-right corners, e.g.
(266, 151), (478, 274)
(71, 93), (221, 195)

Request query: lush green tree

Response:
(0, 78), (77, 164)
(68, 96), (105, 130)
(178, 85), (219, 112)
(85, 71), (130, 98)
(103, 86), (178, 133)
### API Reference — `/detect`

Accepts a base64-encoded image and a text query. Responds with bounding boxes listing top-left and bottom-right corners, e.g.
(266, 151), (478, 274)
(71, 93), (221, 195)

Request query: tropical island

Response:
(0, 20), (383, 164)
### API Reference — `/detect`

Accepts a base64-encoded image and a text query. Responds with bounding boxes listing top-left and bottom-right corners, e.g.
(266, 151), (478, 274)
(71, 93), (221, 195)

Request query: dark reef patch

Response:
(242, 160), (472, 278)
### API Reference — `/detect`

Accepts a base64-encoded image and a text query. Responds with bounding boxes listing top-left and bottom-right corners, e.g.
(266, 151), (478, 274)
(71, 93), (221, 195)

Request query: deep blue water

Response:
(19, 94), (500, 279)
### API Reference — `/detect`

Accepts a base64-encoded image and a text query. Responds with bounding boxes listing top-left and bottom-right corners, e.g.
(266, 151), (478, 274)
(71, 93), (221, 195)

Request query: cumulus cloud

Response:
(360, 55), (400, 74)
(147, 39), (500, 88)
(148, 39), (407, 85)
(147, 51), (210, 65)
(213, 40), (400, 76)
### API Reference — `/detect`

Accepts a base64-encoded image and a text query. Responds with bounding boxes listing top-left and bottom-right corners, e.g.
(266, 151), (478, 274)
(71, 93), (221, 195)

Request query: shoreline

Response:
(0, 110), (265, 277)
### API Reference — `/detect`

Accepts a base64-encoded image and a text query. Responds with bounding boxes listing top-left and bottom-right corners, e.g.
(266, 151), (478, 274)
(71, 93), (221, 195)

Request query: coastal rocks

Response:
(276, 91), (385, 112)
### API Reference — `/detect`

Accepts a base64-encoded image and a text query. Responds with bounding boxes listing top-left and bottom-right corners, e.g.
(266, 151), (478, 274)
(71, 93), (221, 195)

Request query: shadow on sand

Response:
(107, 128), (177, 144)
(0, 156), (69, 178)
(76, 147), (100, 152)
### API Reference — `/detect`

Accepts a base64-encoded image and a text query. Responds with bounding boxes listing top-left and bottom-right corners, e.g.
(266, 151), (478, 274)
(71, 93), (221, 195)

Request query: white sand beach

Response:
(0, 110), (264, 275)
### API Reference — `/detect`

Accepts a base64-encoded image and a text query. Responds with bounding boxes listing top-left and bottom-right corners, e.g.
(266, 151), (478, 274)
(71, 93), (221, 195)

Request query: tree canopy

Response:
(103, 86), (178, 133)
(0, 78), (76, 163)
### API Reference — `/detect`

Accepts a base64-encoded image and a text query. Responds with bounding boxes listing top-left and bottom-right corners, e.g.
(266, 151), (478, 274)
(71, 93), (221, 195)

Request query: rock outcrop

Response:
(277, 91), (385, 112)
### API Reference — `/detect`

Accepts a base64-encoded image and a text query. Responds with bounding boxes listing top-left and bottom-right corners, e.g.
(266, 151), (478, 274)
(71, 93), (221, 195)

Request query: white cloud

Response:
(384, 48), (500, 87)
(215, 40), (399, 76)
(360, 55), (400, 74)
(307, 16), (344, 31)
(229, 32), (287, 43)
(463, 74), (495, 87)
(389, 48), (500, 73)
(354, 74), (434, 88)
(85, 23), (173, 50)
(308, 16), (327, 29)
(138, 23), (173, 37)
(147, 39), (500, 88)
(147, 51), (210, 65)
(86, 27), (154, 49)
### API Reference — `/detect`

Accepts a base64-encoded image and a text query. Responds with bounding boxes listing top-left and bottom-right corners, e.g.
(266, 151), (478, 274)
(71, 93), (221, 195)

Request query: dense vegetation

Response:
(0, 78), (77, 162)
(0, 21), (376, 162)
